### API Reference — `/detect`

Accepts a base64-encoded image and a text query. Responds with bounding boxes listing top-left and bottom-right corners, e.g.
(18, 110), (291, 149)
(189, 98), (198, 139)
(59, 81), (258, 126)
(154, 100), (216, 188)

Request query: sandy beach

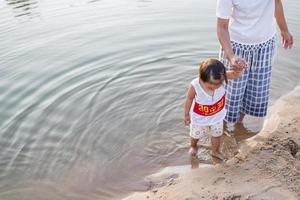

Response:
(125, 85), (300, 200)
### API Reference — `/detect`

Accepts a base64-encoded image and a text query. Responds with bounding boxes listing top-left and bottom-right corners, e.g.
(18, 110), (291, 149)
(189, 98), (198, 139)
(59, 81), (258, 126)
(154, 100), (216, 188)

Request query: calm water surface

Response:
(0, 0), (299, 199)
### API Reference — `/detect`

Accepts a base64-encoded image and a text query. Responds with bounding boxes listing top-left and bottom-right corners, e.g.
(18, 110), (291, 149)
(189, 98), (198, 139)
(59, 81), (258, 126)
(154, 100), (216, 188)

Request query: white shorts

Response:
(189, 121), (223, 143)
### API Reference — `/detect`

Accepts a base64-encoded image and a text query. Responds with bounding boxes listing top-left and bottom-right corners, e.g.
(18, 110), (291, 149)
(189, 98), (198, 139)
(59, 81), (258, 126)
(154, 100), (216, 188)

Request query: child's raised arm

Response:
(226, 69), (244, 80)
(184, 84), (196, 125)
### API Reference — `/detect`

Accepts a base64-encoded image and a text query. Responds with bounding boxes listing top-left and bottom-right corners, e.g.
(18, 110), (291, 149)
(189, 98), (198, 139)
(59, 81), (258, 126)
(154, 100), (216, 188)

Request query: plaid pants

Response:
(219, 36), (276, 123)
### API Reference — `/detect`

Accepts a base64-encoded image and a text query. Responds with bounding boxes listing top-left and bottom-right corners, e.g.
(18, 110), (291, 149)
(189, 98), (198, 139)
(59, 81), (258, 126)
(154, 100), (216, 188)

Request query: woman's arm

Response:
(275, 0), (293, 49)
(183, 85), (196, 125)
(217, 18), (247, 70)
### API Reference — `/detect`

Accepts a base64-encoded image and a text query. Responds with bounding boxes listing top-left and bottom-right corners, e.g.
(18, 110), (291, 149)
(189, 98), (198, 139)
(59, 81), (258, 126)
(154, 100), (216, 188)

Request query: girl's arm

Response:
(275, 0), (293, 49)
(217, 18), (247, 70)
(183, 85), (196, 125)
(226, 70), (243, 80)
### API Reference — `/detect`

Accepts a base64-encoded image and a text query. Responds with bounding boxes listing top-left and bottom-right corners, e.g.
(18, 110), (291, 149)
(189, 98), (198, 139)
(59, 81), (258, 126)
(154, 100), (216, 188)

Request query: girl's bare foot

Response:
(210, 151), (226, 161)
(189, 147), (198, 157)
(190, 155), (199, 169)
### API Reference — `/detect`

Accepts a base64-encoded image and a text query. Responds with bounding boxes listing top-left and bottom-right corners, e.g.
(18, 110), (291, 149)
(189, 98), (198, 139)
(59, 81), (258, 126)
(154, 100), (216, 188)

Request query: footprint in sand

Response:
(212, 176), (225, 185)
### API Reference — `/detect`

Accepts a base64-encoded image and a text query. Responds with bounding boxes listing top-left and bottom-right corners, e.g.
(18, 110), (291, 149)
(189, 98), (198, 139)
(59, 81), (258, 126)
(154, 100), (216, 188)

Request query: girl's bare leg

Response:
(189, 138), (198, 156)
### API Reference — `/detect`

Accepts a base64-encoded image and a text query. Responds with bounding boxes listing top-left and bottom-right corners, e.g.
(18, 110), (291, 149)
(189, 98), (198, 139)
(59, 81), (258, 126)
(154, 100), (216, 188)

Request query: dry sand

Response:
(124, 85), (300, 200)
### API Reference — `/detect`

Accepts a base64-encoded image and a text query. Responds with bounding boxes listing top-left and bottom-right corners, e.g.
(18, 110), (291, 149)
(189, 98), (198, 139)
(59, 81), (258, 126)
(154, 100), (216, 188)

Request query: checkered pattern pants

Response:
(219, 36), (276, 123)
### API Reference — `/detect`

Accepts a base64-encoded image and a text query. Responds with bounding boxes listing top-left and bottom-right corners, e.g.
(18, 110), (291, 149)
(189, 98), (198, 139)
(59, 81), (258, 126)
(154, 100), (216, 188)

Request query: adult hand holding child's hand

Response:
(229, 55), (247, 71)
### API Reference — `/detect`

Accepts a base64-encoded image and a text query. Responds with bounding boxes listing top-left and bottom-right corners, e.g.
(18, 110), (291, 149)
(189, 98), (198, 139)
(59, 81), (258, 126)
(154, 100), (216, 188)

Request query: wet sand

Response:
(124, 85), (300, 200)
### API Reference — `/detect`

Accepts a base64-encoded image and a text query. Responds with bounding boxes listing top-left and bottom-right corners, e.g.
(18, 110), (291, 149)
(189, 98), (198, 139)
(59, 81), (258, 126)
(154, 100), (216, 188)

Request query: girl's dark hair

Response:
(199, 58), (228, 85)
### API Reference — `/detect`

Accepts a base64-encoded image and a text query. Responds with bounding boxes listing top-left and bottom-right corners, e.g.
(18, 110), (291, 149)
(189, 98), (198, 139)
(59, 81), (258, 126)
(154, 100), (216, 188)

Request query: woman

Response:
(216, 0), (293, 125)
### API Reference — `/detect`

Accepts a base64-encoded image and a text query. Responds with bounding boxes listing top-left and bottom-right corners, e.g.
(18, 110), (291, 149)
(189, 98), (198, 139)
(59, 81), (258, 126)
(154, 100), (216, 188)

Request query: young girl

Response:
(184, 58), (242, 160)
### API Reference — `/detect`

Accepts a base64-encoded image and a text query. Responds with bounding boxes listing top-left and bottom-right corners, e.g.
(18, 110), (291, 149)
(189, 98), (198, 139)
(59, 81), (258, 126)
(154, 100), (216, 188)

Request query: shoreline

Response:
(124, 85), (300, 200)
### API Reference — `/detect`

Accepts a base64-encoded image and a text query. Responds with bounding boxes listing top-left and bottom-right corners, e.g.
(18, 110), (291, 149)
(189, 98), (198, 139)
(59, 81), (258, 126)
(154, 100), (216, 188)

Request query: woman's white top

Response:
(190, 78), (226, 126)
(216, 0), (277, 44)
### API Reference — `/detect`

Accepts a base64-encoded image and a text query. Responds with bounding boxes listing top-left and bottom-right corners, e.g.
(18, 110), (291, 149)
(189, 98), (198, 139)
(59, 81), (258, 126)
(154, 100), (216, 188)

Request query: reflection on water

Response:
(4, 0), (106, 20)
(5, 0), (39, 18)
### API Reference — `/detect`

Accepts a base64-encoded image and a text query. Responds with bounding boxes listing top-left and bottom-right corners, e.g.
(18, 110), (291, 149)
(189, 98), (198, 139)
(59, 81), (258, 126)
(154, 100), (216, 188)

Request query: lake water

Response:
(0, 0), (299, 199)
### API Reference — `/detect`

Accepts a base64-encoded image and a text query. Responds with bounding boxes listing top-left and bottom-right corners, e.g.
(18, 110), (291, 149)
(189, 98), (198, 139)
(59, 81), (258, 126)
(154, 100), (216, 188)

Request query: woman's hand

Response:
(281, 30), (293, 49)
(275, 0), (294, 49)
(184, 114), (191, 126)
(229, 55), (247, 71)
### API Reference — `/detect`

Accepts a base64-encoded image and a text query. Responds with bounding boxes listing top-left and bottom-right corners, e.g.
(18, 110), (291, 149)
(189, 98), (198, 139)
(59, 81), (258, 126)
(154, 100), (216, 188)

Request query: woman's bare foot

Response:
(189, 147), (198, 157)
(210, 151), (226, 161)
